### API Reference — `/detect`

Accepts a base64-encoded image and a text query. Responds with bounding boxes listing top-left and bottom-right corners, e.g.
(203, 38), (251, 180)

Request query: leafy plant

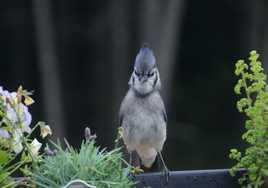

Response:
(229, 50), (268, 187)
(32, 136), (134, 188)
(0, 148), (22, 188)
(0, 86), (52, 187)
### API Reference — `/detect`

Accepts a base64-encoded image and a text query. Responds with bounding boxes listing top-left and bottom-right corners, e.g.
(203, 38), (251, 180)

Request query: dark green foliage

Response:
(32, 140), (134, 188)
(0, 149), (20, 188)
(230, 51), (268, 188)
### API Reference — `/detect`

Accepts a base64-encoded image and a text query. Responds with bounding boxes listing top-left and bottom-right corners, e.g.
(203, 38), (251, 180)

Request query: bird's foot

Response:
(128, 172), (136, 181)
(162, 167), (170, 186)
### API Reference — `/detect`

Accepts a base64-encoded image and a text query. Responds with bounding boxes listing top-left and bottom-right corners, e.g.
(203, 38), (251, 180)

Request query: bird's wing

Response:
(119, 111), (124, 127)
(162, 107), (167, 123)
(118, 98), (125, 127)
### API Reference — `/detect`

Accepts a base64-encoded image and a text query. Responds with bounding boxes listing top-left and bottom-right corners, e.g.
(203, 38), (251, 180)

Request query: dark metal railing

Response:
(133, 169), (243, 188)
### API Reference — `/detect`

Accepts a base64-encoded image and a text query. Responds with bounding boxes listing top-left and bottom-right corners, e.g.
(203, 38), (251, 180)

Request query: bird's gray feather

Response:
(120, 89), (166, 157)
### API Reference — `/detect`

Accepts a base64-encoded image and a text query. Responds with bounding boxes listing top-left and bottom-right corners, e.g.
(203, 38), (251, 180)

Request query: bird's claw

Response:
(162, 167), (170, 186)
(127, 172), (136, 181)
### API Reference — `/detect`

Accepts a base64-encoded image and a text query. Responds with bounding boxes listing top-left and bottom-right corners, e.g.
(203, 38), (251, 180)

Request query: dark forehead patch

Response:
(134, 46), (156, 72)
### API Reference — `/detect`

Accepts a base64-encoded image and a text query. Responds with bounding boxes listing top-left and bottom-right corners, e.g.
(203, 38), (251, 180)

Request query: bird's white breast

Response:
(121, 90), (166, 152)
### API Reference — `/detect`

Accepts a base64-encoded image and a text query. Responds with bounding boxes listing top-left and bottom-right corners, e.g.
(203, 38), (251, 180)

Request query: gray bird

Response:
(119, 44), (169, 183)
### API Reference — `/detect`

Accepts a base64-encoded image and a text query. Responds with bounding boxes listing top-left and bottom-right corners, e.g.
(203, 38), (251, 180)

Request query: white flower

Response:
(22, 105), (32, 127)
(2, 91), (18, 104)
(6, 103), (32, 134)
(2, 90), (11, 98)
(10, 92), (17, 100)
(29, 138), (42, 156)
(20, 105), (32, 133)
(11, 129), (23, 154)
(40, 124), (52, 138)
(6, 104), (18, 123)
(12, 142), (23, 154)
(0, 128), (10, 139)
(13, 142), (23, 154)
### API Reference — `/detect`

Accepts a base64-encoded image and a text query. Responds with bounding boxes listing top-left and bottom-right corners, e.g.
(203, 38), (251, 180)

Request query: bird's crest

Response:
(134, 43), (156, 72)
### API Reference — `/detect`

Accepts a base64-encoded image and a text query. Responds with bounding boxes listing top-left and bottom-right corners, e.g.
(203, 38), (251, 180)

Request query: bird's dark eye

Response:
(135, 70), (140, 76)
(148, 72), (154, 77)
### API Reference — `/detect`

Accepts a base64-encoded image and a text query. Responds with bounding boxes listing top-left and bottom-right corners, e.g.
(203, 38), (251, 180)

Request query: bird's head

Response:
(128, 44), (161, 96)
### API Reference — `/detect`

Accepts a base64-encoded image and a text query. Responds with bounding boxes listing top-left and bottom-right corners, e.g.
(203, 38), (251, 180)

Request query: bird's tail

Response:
(137, 148), (157, 168)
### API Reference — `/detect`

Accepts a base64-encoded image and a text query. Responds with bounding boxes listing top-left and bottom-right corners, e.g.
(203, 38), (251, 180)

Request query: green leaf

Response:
(0, 150), (10, 165)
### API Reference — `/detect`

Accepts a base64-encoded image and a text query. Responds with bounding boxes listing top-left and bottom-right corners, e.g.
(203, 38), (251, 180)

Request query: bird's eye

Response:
(135, 70), (140, 76)
(148, 72), (154, 77)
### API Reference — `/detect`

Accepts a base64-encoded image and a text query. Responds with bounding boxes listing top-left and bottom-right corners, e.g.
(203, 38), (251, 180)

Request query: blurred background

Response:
(1, 0), (268, 170)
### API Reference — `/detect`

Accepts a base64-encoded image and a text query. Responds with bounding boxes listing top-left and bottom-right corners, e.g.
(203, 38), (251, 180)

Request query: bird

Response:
(119, 44), (169, 184)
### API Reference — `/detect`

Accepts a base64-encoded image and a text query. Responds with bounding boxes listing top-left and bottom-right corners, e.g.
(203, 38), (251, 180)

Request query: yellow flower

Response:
(17, 85), (34, 106)
(131, 166), (144, 174)
(24, 96), (34, 106)
(40, 124), (52, 138)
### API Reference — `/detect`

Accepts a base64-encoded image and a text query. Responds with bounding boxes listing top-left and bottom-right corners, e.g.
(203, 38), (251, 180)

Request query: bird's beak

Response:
(139, 76), (148, 83)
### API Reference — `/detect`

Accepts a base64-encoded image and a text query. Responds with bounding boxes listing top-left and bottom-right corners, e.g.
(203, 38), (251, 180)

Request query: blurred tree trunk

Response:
(247, 0), (268, 72)
(263, 11), (268, 72)
(32, 0), (65, 138)
(139, 0), (185, 108)
(109, 1), (130, 145)
(9, 4), (32, 87)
